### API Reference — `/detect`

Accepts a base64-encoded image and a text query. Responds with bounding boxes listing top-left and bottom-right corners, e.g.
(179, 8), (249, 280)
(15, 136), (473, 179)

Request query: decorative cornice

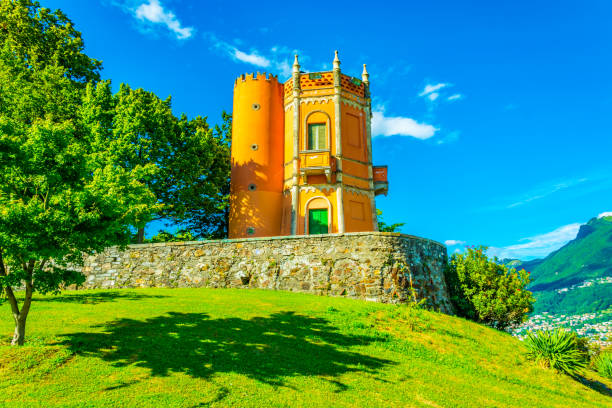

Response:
(284, 94), (366, 109)
(301, 185), (337, 194)
(344, 185), (373, 196)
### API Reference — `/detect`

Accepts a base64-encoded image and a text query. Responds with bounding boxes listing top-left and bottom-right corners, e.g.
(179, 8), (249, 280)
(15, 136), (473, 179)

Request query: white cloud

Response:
(447, 94), (462, 101)
(444, 240), (466, 246)
(488, 223), (581, 260)
(133, 0), (194, 39)
(206, 35), (294, 77)
(598, 211), (612, 219)
(419, 83), (448, 96)
(371, 110), (438, 139)
(428, 92), (439, 101)
(233, 49), (270, 67)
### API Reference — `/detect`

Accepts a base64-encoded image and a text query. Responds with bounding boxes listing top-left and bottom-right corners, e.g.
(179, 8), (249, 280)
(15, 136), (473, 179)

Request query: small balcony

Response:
(299, 150), (334, 183)
(373, 165), (388, 196)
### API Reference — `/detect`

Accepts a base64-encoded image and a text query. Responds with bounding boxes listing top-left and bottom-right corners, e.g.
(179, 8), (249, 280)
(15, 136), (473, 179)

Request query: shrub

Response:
(376, 209), (405, 232)
(594, 349), (612, 378)
(145, 229), (197, 243)
(524, 329), (588, 376)
(444, 246), (534, 329)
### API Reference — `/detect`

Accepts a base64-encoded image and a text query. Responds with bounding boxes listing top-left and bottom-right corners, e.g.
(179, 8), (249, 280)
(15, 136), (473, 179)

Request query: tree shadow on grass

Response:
(36, 291), (168, 304)
(575, 375), (612, 397)
(59, 311), (394, 390)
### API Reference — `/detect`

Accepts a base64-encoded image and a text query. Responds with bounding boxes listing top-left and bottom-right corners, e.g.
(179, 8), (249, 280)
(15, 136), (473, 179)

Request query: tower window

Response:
(307, 123), (326, 150)
(252, 103), (261, 111)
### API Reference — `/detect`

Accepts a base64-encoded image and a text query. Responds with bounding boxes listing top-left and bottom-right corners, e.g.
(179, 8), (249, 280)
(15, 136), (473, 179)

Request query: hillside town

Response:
(511, 309), (612, 347)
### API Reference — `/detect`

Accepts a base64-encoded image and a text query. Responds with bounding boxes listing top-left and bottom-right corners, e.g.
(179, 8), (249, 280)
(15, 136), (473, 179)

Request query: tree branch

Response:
(0, 249), (21, 317)
(18, 260), (35, 320)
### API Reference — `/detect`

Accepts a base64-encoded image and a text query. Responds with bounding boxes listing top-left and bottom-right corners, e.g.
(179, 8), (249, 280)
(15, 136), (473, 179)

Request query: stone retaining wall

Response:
(81, 232), (454, 313)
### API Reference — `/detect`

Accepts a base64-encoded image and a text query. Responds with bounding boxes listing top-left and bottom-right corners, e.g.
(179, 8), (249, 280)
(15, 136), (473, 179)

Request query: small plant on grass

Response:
(594, 349), (612, 379)
(384, 269), (430, 332)
(524, 328), (588, 376)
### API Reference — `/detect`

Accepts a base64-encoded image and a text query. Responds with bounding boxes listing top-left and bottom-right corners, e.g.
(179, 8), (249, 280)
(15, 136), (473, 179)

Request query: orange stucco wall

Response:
(341, 104), (367, 162)
(229, 74), (284, 238)
(343, 190), (374, 233)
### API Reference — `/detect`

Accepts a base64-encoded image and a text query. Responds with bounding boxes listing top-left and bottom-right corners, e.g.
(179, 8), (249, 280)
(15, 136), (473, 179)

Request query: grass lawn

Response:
(0, 288), (610, 407)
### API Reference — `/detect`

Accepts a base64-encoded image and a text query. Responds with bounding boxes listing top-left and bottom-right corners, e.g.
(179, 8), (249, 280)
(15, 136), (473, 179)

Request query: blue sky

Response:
(46, 0), (612, 259)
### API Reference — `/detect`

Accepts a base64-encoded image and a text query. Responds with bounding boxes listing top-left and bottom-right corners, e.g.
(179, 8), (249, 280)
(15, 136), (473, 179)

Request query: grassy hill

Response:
(519, 215), (612, 315)
(1, 288), (610, 407)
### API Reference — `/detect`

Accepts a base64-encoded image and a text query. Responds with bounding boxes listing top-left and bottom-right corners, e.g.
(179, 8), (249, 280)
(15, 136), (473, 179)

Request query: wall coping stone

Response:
(118, 232), (446, 251)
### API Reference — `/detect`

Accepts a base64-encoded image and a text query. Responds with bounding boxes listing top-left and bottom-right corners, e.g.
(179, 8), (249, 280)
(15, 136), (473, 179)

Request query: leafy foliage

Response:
(524, 329), (588, 376)
(82, 81), (231, 241)
(594, 349), (612, 379)
(146, 229), (197, 243)
(175, 111), (231, 239)
(0, 0), (101, 84)
(444, 246), (535, 329)
(0, 0), (156, 345)
(376, 209), (405, 232)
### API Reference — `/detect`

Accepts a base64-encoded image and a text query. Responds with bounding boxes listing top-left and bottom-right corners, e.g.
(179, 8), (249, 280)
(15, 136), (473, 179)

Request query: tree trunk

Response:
(6, 260), (34, 346)
(11, 317), (26, 346)
(137, 227), (145, 244)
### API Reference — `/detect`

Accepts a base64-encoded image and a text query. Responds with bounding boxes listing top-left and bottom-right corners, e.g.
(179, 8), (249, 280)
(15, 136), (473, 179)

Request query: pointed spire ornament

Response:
(333, 50), (341, 70)
(362, 64), (369, 84)
(292, 54), (300, 73)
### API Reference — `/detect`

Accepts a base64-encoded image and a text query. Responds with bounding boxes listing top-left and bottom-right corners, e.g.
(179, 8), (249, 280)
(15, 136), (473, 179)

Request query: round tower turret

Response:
(229, 72), (284, 238)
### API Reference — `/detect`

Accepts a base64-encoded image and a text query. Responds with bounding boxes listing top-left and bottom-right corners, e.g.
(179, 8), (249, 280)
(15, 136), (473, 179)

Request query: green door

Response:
(308, 209), (328, 234)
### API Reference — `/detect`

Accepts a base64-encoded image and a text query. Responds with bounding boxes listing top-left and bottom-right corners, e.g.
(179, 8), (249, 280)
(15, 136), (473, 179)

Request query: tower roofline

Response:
(234, 72), (280, 85)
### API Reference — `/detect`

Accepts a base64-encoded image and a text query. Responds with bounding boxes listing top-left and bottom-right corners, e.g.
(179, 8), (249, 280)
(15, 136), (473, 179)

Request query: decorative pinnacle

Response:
(362, 64), (369, 83)
(333, 50), (340, 70)
(292, 54), (300, 74)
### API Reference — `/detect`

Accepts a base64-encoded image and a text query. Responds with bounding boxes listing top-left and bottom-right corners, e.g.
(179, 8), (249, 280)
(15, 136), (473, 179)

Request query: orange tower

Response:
(229, 73), (284, 238)
(229, 52), (389, 238)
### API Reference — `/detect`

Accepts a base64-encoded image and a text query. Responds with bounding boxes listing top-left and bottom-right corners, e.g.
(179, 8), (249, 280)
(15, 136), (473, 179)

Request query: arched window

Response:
(303, 110), (331, 151)
(308, 123), (326, 150)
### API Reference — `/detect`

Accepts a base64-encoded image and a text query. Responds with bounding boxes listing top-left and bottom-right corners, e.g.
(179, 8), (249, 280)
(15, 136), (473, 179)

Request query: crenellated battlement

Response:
(234, 72), (281, 86)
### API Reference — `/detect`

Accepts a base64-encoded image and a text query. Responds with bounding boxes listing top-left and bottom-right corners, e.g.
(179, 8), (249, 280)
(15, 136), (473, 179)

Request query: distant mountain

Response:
(510, 215), (612, 315)
(501, 258), (544, 272)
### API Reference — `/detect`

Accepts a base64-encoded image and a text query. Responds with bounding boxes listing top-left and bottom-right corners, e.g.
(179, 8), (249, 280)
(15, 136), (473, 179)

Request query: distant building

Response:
(230, 51), (388, 238)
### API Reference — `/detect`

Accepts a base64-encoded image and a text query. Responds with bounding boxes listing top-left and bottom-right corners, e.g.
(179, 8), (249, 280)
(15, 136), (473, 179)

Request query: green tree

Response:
(0, 0), (156, 345)
(376, 209), (405, 232)
(0, 0), (101, 84)
(83, 82), (231, 241)
(83, 81), (173, 242)
(180, 111), (231, 239)
(444, 246), (535, 330)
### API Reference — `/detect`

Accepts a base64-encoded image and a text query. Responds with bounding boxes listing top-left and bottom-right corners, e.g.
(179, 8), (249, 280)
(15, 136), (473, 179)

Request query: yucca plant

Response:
(594, 350), (612, 379)
(524, 328), (588, 376)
